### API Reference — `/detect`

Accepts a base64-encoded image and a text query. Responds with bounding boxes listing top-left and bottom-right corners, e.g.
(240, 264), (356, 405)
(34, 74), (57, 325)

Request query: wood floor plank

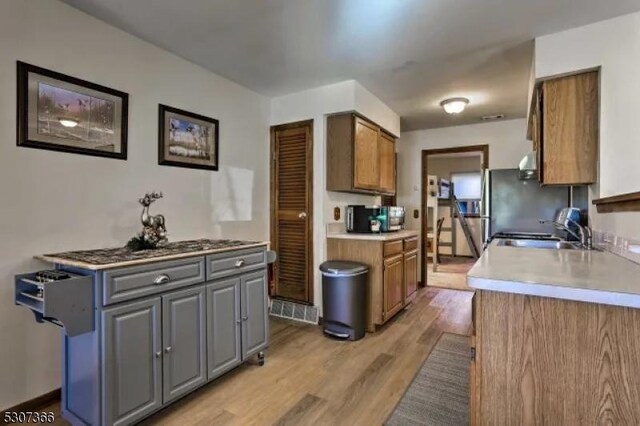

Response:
(272, 393), (328, 426)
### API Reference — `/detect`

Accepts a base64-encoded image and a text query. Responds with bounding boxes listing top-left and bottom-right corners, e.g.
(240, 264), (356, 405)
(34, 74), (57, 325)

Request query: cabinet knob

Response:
(242, 316), (248, 321)
(235, 259), (245, 268)
(164, 346), (172, 353)
(298, 212), (307, 219)
(155, 351), (161, 358)
(236, 319), (241, 324)
(153, 274), (170, 285)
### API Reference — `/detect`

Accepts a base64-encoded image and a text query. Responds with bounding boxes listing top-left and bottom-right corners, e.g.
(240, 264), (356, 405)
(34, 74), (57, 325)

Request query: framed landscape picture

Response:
(158, 104), (219, 171)
(16, 61), (128, 159)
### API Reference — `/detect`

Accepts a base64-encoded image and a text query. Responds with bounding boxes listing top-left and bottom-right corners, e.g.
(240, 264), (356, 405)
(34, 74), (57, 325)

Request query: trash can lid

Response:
(320, 260), (368, 276)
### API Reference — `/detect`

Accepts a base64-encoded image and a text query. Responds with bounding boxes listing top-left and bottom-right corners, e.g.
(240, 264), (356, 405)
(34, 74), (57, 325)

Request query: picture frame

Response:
(158, 104), (219, 171)
(16, 61), (128, 160)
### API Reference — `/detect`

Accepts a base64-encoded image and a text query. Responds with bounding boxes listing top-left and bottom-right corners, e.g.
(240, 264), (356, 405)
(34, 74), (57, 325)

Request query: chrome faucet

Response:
(539, 219), (593, 250)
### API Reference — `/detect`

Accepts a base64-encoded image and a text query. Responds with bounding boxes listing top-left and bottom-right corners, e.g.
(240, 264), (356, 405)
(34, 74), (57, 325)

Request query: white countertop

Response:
(327, 229), (419, 241)
(468, 240), (640, 308)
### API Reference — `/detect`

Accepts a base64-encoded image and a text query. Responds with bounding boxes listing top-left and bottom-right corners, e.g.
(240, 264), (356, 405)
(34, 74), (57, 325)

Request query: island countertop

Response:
(326, 229), (419, 241)
(468, 240), (640, 308)
(36, 238), (269, 270)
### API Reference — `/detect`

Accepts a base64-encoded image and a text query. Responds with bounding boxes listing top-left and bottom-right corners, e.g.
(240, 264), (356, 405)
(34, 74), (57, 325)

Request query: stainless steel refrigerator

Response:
(481, 169), (587, 243)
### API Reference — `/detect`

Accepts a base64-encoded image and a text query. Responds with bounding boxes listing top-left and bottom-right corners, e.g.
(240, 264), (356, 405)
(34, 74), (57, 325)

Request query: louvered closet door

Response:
(271, 121), (313, 304)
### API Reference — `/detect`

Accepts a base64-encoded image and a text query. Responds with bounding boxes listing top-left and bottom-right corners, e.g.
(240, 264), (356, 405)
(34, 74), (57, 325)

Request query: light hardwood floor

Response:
(427, 257), (475, 292)
(39, 288), (473, 426)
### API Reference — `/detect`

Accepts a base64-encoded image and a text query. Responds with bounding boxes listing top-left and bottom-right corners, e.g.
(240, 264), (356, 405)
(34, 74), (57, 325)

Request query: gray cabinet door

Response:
(241, 270), (269, 359)
(206, 278), (242, 380)
(162, 286), (206, 404)
(103, 298), (162, 426)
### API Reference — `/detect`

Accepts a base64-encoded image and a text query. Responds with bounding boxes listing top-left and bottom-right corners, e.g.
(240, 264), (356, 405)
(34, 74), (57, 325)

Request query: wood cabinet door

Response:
(241, 270), (269, 359)
(542, 71), (598, 185)
(103, 298), (162, 426)
(271, 121), (313, 303)
(162, 286), (206, 404)
(383, 254), (404, 321)
(353, 117), (380, 190)
(206, 278), (242, 380)
(403, 249), (418, 300)
(379, 132), (396, 194)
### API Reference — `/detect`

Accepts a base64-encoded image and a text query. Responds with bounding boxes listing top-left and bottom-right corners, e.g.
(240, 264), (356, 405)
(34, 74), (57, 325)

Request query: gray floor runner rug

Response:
(386, 333), (470, 426)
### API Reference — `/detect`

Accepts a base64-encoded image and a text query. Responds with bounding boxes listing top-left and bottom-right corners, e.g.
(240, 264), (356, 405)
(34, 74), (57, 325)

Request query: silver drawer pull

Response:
(235, 259), (246, 268)
(165, 346), (172, 353)
(153, 274), (170, 285)
(242, 316), (248, 321)
(155, 351), (162, 358)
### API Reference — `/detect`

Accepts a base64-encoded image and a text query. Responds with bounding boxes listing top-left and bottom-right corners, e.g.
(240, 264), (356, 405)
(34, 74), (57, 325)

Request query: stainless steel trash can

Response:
(320, 261), (368, 341)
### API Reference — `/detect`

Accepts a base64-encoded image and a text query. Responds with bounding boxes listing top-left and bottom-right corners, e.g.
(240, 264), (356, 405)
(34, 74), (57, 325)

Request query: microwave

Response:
(346, 205), (405, 233)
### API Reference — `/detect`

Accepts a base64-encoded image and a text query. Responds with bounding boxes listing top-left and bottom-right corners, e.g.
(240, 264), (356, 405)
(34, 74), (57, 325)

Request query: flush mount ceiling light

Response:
(58, 117), (79, 128)
(440, 97), (469, 114)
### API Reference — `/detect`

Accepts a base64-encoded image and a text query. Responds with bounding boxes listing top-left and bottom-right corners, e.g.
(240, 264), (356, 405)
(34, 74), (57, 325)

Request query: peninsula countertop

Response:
(36, 238), (269, 270)
(326, 229), (419, 241)
(468, 240), (640, 308)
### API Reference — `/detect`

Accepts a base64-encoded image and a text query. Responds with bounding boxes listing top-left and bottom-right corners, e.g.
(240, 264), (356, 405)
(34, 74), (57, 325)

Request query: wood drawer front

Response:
(383, 240), (403, 257)
(103, 257), (205, 306)
(206, 249), (265, 281)
(403, 237), (418, 252)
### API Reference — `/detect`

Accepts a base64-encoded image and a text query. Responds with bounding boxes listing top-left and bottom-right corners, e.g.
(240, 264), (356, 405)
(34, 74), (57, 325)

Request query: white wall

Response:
(271, 81), (400, 309)
(397, 119), (531, 271)
(535, 11), (640, 240)
(0, 0), (270, 410)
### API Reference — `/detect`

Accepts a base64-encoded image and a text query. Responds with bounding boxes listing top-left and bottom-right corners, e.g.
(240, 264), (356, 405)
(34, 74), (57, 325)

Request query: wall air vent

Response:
(269, 299), (319, 325)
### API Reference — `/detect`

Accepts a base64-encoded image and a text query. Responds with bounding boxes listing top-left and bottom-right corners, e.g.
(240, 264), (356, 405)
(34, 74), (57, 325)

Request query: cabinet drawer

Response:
(103, 257), (205, 306)
(403, 237), (418, 251)
(206, 249), (266, 281)
(383, 240), (403, 257)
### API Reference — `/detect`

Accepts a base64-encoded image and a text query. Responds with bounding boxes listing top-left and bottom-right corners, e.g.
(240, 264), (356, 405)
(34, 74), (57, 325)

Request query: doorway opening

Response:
(421, 145), (489, 291)
(270, 120), (314, 304)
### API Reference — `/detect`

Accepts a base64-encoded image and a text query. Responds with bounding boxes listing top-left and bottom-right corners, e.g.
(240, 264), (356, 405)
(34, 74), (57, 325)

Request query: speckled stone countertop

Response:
(326, 229), (419, 241)
(468, 239), (640, 308)
(37, 239), (269, 270)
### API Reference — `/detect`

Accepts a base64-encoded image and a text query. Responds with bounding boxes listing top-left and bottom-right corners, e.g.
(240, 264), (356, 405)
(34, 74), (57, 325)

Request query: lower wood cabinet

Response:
(403, 249), (418, 301)
(327, 235), (419, 332)
(383, 254), (404, 321)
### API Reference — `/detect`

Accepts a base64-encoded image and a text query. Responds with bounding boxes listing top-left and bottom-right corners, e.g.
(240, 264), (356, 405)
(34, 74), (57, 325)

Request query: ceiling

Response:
(61, 0), (640, 131)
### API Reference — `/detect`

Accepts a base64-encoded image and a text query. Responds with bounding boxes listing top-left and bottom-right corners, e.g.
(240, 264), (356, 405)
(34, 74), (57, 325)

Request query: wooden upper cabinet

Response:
(530, 70), (599, 185)
(378, 131), (396, 193)
(327, 113), (397, 195)
(353, 117), (380, 190)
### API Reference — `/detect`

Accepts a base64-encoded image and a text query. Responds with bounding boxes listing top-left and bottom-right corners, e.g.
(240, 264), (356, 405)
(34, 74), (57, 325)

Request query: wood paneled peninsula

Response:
(17, 239), (270, 426)
(467, 240), (640, 425)
(327, 230), (419, 332)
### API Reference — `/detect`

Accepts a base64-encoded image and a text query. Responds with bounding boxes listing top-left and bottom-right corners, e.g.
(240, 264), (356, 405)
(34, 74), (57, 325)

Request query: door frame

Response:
(421, 144), (489, 286)
(270, 119), (314, 305)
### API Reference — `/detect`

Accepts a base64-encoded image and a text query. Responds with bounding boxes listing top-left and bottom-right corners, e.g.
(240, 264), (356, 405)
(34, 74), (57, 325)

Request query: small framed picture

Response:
(158, 104), (219, 171)
(16, 61), (128, 159)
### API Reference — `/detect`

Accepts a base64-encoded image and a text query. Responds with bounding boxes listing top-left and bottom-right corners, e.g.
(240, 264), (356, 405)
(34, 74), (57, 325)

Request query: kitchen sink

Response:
(497, 239), (582, 250)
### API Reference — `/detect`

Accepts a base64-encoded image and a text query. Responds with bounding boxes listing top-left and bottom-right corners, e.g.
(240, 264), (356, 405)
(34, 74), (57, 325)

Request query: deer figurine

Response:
(138, 191), (168, 246)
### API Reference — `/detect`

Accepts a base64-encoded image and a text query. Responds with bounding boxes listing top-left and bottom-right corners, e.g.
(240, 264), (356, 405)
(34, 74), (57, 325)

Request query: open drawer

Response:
(15, 272), (94, 336)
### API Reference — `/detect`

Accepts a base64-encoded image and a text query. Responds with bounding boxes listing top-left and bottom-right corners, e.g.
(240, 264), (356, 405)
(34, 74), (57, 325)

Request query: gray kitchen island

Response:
(15, 239), (272, 426)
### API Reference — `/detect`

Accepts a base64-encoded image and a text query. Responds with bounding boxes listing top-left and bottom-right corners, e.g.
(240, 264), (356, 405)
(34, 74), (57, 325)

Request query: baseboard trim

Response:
(2, 388), (60, 413)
